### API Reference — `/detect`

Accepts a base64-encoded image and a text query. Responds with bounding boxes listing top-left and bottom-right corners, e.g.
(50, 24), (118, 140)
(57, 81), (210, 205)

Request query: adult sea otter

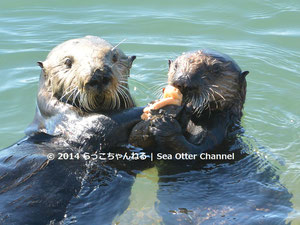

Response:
(0, 36), (143, 224)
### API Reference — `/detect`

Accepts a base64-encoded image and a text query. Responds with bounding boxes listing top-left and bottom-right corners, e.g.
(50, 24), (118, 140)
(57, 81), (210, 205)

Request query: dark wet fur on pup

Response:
(129, 49), (292, 225)
(145, 49), (249, 153)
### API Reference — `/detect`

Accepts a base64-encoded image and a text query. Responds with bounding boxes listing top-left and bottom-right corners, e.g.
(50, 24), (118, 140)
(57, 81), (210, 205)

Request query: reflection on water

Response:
(114, 167), (162, 225)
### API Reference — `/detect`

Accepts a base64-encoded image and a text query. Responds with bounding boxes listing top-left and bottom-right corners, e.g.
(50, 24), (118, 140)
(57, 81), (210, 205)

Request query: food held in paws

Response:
(142, 85), (183, 120)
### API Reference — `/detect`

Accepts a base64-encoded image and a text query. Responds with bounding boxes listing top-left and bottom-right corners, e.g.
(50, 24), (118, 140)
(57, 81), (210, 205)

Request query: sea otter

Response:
(0, 36), (143, 224)
(127, 50), (292, 225)
(26, 35), (137, 138)
(130, 49), (249, 153)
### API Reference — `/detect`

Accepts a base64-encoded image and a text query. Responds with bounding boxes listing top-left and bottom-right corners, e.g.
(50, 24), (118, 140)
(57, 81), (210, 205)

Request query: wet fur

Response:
(0, 36), (143, 224)
(148, 50), (249, 153)
(40, 36), (135, 114)
(168, 50), (248, 122)
(150, 50), (291, 225)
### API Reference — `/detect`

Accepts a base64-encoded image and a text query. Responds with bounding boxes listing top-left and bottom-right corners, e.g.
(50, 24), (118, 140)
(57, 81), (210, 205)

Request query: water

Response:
(0, 0), (299, 224)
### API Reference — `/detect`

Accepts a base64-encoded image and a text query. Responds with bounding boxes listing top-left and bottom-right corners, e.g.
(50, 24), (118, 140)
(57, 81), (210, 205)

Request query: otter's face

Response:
(168, 50), (249, 116)
(38, 36), (136, 113)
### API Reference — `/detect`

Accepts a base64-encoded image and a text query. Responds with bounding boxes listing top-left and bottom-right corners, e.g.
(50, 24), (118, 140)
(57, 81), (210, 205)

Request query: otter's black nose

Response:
(172, 76), (199, 93)
(172, 79), (189, 93)
(87, 66), (112, 88)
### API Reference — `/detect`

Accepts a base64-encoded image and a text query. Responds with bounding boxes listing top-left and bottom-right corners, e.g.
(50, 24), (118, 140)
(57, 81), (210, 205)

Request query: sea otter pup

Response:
(0, 36), (143, 224)
(131, 49), (249, 153)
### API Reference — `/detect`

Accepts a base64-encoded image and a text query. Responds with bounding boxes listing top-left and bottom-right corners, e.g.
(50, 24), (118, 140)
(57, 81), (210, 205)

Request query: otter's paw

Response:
(149, 116), (182, 138)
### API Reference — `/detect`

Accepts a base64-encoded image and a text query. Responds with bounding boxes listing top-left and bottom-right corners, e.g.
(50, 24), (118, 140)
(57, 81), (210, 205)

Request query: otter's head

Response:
(38, 36), (136, 113)
(168, 50), (249, 119)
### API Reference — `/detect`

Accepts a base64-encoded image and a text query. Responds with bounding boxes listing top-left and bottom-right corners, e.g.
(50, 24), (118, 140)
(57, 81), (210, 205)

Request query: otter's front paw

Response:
(149, 116), (182, 138)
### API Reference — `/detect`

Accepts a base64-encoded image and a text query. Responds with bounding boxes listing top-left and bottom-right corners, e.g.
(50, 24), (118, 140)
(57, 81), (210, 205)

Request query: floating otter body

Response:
(132, 50), (291, 225)
(146, 49), (249, 153)
(0, 36), (143, 224)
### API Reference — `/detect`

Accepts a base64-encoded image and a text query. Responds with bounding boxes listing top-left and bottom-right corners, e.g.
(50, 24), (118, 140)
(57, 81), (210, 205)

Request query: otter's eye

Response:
(65, 58), (72, 68)
(174, 63), (178, 69)
(112, 53), (118, 63)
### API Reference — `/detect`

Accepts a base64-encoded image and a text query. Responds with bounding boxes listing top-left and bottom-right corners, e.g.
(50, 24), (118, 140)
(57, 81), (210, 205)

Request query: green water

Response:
(0, 0), (299, 223)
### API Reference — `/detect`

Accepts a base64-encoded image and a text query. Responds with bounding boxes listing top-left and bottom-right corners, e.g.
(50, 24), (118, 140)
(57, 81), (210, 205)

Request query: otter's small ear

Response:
(129, 56), (136, 68)
(37, 61), (44, 69)
(241, 71), (249, 78)
(130, 55), (136, 63)
(168, 60), (173, 68)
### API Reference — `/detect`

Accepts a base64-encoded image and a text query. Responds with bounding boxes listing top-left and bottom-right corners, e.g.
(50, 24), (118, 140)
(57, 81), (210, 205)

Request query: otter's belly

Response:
(0, 135), (85, 225)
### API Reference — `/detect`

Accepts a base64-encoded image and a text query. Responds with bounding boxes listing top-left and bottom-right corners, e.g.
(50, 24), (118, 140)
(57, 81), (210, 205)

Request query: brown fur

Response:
(168, 50), (248, 122)
(38, 36), (135, 114)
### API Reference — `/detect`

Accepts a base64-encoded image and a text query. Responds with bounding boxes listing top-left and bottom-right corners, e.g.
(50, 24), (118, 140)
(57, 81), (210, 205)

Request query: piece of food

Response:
(142, 85), (183, 120)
